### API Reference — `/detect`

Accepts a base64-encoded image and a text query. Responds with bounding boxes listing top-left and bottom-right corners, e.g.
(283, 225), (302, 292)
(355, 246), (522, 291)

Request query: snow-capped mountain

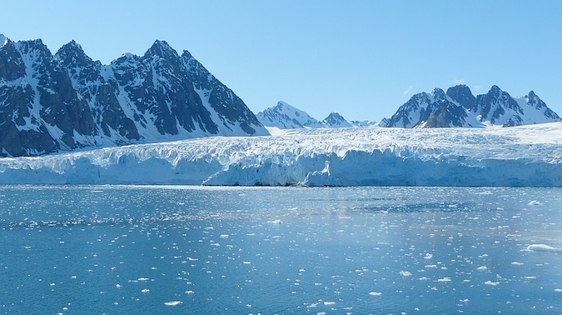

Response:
(384, 85), (560, 128)
(322, 112), (352, 128)
(257, 102), (355, 129)
(1, 122), (560, 186)
(256, 101), (324, 128)
(0, 35), (267, 157)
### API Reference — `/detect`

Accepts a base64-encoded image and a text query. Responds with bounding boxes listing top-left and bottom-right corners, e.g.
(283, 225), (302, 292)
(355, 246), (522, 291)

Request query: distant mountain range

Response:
(256, 101), (360, 129)
(0, 35), (267, 157)
(1, 35), (560, 158)
(382, 85), (560, 128)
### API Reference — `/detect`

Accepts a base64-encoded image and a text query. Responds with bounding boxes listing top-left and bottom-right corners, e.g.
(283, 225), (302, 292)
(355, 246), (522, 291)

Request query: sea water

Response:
(0, 186), (561, 314)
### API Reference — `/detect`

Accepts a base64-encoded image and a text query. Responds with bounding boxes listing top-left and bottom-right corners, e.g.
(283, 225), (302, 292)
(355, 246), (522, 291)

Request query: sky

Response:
(2, 0), (562, 121)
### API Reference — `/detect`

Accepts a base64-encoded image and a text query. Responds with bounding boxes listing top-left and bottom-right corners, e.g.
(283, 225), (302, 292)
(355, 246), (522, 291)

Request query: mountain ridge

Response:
(257, 101), (352, 129)
(0, 36), (268, 157)
(384, 85), (560, 128)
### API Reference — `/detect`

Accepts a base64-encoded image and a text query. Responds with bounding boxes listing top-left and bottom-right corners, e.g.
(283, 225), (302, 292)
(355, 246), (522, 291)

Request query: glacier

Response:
(0, 122), (561, 186)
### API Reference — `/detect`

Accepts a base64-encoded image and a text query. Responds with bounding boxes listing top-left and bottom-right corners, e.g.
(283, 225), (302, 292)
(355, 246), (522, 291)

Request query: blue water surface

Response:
(1, 186), (561, 314)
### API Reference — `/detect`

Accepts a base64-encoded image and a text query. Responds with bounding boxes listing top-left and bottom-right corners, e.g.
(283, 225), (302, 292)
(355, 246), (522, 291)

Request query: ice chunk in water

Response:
(400, 270), (412, 277)
(527, 244), (562, 252)
(164, 301), (183, 306)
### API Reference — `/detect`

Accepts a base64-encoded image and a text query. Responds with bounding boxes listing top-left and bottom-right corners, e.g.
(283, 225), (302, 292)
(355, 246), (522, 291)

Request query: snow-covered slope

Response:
(0, 35), (267, 157)
(1, 122), (561, 187)
(257, 102), (354, 129)
(256, 101), (323, 128)
(384, 85), (560, 128)
(322, 112), (352, 128)
(0, 34), (7, 48)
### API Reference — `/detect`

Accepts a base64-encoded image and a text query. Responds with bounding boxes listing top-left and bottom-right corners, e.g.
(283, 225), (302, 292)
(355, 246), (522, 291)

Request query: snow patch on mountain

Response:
(1, 122), (561, 186)
(0, 34), (8, 48)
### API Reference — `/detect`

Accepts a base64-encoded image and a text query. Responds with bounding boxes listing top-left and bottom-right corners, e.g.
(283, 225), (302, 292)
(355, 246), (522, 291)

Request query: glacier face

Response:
(0, 122), (561, 186)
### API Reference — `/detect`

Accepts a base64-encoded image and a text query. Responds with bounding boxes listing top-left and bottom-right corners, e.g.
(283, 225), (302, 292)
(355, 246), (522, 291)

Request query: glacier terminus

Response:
(0, 122), (561, 186)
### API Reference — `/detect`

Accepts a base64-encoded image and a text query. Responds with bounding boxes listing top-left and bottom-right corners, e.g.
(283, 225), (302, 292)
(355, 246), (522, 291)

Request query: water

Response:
(1, 186), (561, 314)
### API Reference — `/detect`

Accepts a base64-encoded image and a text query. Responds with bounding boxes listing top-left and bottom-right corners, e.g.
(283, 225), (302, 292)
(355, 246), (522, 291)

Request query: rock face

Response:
(384, 85), (560, 128)
(0, 35), (267, 157)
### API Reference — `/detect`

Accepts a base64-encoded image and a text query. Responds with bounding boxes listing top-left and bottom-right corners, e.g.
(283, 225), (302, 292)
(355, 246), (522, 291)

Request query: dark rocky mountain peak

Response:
(144, 40), (179, 60)
(55, 40), (93, 67)
(431, 88), (447, 100)
(322, 112), (352, 128)
(0, 36), (267, 157)
(385, 84), (560, 128)
(526, 90), (544, 109)
(446, 84), (476, 110)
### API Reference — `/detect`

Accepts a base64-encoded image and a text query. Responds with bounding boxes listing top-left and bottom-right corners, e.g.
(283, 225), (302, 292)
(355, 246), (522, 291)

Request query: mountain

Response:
(256, 101), (324, 129)
(0, 35), (267, 157)
(322, 112), (352, 128)
(350, 120), (377, 127)
(384, 85), (560, 128)
(257, 101), (355, 129)
(377, 118), (390, 127)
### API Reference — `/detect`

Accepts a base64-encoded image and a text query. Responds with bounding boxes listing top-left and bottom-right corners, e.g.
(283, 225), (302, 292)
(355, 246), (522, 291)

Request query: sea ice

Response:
(400, 271), (412, 277)
(164, 301), (183, 306)
(526, 244), (562, 253)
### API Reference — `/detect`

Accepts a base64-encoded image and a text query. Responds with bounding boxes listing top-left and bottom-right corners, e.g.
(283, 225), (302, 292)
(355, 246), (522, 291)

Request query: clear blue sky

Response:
(2, 0), (562, 121)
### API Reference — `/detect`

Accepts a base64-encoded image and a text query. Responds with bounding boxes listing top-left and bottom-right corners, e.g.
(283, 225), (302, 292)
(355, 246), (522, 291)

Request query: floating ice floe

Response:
(526, 244), (562, 253)
(399, 270), (412, 277)
(527, 200), (543, 206)
(164, 301), (183, 306)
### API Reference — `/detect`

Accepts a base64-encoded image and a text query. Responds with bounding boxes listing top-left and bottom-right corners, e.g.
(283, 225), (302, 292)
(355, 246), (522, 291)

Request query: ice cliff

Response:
(0, 123), (561, 186)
